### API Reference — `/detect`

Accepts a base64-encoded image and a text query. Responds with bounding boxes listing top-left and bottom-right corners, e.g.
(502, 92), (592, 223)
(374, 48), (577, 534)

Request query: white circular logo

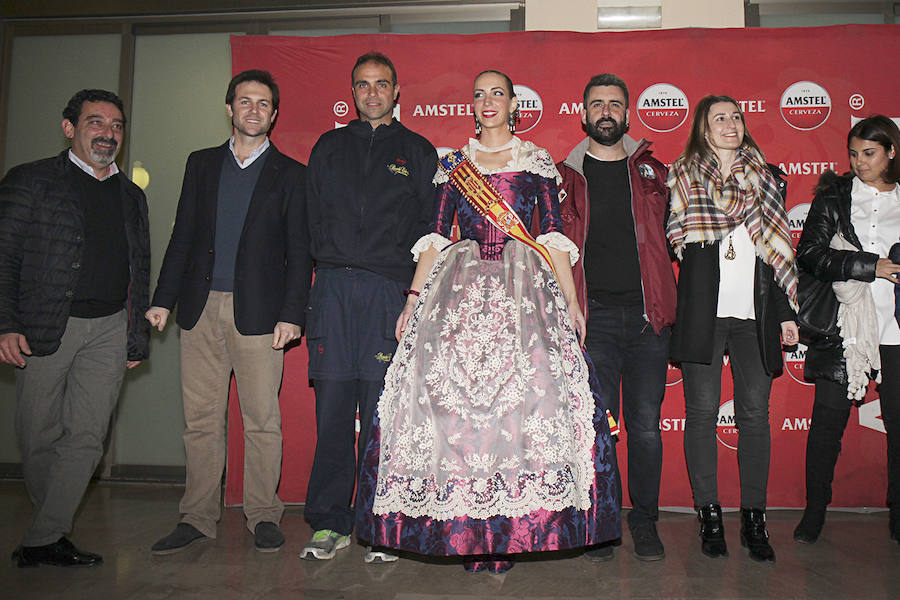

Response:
(716, 399), (738, 451)
(333, 101), (349, 117)
(787, 202), (810, 249)
(666, 363), (683, 387)
(513, 85), (543, 133)
(784, 343), (814, 387)
(849, 94), (865, 111)
(637, 83), (689, 133)
(780, 81), (831, 131)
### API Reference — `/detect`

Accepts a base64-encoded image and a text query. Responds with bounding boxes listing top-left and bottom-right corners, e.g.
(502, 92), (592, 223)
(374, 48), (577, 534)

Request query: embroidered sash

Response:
(439, 149), (557, 277)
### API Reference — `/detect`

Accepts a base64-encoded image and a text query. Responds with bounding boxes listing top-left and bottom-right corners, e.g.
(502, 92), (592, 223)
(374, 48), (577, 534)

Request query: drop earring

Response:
(508, 109), (518, 134)
(474, 116), (482, 136)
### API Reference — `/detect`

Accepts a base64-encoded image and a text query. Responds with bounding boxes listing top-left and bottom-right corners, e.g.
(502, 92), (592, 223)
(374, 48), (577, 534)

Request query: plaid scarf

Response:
(666, 146), (798, 310)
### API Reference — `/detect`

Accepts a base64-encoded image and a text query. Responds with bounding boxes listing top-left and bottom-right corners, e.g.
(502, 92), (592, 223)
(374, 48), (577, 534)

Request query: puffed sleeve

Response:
(431, 181), (458, 238)
(409, 182), (455, 262)
(534, 174), (564, 235)
(533, 173), (579, 266)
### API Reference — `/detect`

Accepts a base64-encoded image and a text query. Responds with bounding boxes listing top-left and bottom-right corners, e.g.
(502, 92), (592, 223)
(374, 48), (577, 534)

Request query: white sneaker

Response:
(364, 546), (399, 564)
(300, 529), (351, 560)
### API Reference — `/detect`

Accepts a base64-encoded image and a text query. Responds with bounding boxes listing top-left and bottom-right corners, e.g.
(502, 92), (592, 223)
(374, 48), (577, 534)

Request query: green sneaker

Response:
(300, 529), (351, 560)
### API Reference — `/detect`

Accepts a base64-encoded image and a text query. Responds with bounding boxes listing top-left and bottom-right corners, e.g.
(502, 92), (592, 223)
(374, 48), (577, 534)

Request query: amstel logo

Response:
(784, 343), (814, 387)
(666, 362), (683, 387)
(512, 85), (543, 133)
(716, 399), (738, 450)
(788, 203), (811, 249)
(780, 81), (831, 131)
(637, 83), (689, 133)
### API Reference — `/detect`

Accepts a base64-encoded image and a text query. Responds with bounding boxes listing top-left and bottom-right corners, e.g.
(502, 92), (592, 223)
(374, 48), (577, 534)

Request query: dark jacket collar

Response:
(346, 117), (404, 140)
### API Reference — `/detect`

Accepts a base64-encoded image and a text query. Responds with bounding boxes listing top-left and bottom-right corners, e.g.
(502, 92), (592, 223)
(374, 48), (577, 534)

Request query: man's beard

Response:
(586, 117), (627, 146)
(89, 136), (119, 166)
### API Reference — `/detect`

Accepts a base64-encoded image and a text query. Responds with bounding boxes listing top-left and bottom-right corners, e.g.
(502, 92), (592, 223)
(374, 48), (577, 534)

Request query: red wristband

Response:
(403, 289), (420, 297)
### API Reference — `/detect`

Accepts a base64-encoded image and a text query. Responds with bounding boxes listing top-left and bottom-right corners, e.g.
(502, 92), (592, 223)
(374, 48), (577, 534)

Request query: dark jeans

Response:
(805, 344), (900, 511)
(681, 317), (772, 510)
(304, 378), (381, 535)
(584, 301), (670, 527)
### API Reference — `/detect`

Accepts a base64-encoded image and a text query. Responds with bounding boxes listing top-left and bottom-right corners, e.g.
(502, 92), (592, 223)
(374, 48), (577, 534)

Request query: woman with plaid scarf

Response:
(666, 95), (799, 564)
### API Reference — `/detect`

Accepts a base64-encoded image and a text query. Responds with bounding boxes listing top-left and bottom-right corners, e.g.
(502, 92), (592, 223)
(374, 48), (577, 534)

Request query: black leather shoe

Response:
(741, 508), (775, 563)
(254, 522), (285, 553)
(151, 523), (208, 555)
(698, 503), (728, 558)
(12, 537), (102, 568)
(793, 507), (825, 544)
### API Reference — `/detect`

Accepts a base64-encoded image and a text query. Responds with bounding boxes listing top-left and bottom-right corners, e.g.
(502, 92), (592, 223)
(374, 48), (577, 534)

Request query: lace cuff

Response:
(537, 232), (579, 266)
(411, 233), (452, 262)
(433, 161), (450, 185)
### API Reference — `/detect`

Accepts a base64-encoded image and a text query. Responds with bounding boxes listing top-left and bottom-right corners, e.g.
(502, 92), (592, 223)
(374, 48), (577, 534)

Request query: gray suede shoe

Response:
(151, 523), (208, 555)
(254, 522), (285, 553)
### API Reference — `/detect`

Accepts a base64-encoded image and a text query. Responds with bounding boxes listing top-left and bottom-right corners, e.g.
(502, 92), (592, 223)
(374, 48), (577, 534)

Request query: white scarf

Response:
(830, 234), (881, 400)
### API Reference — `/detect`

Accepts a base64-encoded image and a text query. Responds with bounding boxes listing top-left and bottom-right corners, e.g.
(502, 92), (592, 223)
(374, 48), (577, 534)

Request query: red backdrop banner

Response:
(225, 25), (900, 508)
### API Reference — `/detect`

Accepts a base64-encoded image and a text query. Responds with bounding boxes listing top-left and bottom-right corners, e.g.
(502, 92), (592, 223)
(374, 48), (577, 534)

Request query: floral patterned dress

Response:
(355, 138), (620, 557)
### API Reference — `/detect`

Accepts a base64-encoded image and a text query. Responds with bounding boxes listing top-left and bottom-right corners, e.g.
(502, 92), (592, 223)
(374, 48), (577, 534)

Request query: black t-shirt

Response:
(69, 163), (130, 318)
(583, 154), (643, 306)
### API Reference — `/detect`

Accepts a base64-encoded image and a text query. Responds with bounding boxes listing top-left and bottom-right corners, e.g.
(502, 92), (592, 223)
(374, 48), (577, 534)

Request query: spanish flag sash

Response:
(438, 149), (557, 277)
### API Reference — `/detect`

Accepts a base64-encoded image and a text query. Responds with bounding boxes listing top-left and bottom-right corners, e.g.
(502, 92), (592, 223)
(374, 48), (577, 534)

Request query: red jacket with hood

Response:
(555, 135), (677, 334)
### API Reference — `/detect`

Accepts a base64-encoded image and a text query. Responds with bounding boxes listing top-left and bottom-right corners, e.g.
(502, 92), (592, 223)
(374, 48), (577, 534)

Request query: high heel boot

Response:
(794, 402), (850, 544)
(697, 503), (728, 558)
(793, 506), (826, 544)
(741, 508), (775, 563)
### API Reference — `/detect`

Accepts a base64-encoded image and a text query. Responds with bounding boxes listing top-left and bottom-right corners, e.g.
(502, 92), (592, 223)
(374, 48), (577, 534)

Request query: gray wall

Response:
(0, 32), (234, 472)
(1, 34), (121, 467)
(114, 33), (237, 468)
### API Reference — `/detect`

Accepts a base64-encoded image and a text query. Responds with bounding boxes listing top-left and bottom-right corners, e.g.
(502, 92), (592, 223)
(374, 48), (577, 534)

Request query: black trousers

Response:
(681, 318), (773, 509)
(804, 345), (900, 512)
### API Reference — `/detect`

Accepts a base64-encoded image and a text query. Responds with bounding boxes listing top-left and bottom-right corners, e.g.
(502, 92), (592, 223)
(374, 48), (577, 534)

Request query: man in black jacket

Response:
(300, 52), (436, 562)
(146, 70), (310, 555)
(0, 89), (150, 568)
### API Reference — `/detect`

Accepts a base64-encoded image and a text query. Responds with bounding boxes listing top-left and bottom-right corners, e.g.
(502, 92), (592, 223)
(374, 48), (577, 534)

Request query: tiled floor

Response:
(2, 480), (898, 599)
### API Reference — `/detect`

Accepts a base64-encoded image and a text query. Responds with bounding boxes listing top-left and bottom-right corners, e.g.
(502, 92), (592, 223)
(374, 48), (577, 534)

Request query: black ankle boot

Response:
(793, 506), (826, 544)
(698, 504), (728, 558)
(741, 508), (775, 563)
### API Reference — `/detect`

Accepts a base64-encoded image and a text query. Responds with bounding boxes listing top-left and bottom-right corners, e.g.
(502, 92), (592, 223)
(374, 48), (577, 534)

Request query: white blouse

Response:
(849, 177), (900, 345)
(717, 222), (756, 320)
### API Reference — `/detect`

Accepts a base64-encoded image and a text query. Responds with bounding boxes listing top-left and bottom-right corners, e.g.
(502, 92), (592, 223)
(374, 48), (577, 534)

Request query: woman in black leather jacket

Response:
(794, 115), (900, 544)
(667, 95), (798, 563)
(794, 115), (900, 546)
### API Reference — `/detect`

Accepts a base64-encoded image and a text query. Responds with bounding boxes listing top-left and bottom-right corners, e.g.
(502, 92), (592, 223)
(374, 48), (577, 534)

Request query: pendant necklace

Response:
(724, 235), (736, 260)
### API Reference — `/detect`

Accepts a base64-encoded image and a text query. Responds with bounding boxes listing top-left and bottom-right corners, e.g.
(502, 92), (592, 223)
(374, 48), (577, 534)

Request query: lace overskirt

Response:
(355, 240), (621, 555)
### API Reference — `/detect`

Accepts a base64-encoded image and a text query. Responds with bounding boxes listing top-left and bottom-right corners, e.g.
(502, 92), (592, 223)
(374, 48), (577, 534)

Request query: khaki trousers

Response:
(178, 291), (284, 537)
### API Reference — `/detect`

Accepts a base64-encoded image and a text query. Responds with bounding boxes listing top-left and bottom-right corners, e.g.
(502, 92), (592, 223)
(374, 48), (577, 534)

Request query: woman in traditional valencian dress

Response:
(354, 70), (620, 573)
